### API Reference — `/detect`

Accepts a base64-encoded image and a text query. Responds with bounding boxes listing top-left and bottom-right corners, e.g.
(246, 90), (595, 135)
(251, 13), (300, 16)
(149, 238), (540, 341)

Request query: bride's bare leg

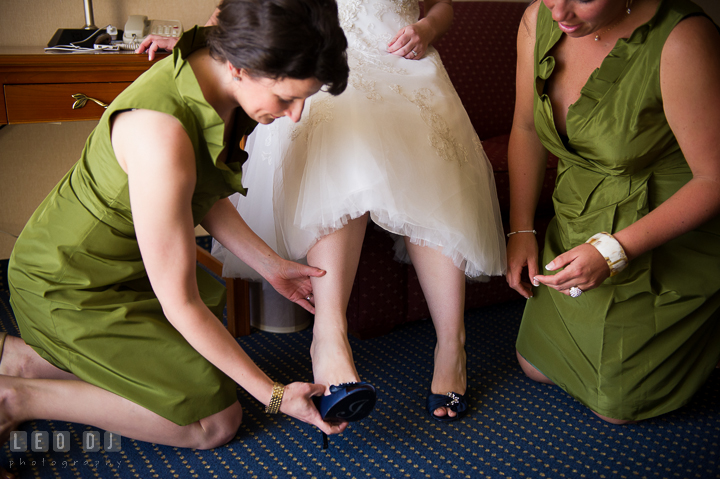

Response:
(306, 213), (369, 390)
(0, 374), (242, 450)
(404, 240), (466, 419)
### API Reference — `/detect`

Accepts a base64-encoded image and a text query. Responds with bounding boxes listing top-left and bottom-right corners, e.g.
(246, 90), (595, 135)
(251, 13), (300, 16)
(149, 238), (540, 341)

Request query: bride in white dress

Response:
(143, 0), (507, 421)
(216, 0), (506, 421)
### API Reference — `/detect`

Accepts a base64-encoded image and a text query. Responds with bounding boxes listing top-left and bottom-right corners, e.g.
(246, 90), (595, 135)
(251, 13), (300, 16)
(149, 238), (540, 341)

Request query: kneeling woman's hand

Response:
(135, 35), (179, 61)
(506, 233), (541, 299)
(280, 382), (348, 435)
(265, 259), (326, 314)
(532, 243), (611, 297)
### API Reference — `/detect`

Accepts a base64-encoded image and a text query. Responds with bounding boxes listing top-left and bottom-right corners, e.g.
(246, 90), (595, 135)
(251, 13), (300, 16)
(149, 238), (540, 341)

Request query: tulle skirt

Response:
(213, 23), (506, 281)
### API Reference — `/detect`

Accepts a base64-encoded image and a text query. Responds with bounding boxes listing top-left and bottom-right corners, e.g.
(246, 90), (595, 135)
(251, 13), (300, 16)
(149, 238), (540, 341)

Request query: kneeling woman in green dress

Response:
(5, 0), (349, 449)
(506, 0), (720, 423)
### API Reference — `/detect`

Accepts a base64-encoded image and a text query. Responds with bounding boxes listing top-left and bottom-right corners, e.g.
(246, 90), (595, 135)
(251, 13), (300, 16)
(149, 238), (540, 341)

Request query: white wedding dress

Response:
(213, 0), (507, 284)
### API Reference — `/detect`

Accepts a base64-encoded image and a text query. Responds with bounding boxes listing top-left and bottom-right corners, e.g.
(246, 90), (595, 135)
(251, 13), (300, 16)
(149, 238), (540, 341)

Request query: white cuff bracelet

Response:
(586, 232), (628, 277)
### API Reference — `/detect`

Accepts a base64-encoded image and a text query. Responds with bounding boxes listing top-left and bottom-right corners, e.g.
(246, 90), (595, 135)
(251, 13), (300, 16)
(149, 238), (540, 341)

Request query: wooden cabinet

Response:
(5, 82), (133, 123)
(0, 47), (165, 125)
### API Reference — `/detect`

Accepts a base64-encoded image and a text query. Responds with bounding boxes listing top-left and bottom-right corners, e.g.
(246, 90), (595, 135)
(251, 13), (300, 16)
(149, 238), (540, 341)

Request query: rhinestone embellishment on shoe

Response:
(446, 392), (461, 406)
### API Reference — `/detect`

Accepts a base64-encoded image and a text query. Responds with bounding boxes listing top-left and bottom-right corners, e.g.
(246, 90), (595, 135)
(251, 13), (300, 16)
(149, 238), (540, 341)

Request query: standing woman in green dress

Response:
(506, 0), (720, 423)
(4, 0), (349, 452)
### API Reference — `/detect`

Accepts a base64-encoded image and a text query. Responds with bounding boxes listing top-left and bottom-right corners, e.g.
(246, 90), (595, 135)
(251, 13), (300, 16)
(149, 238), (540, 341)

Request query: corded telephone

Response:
(122, 15), (183, 48)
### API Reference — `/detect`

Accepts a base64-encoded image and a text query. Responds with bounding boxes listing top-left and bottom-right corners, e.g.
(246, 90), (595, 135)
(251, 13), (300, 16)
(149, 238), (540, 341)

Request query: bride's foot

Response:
(429, 341), (467, 420)
(310, 325), (360, 393)
(310, 325), (376, 430)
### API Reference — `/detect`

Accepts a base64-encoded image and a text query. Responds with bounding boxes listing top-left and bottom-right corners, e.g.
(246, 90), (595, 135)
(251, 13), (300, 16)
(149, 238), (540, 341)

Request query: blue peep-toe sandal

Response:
(314, 382), (377, 448)
(426, 390), (468, 422)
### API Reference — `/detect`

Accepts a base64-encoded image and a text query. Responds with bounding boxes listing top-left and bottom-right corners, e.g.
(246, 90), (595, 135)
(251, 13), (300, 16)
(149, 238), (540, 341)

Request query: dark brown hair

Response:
(207, 0), (349, 95)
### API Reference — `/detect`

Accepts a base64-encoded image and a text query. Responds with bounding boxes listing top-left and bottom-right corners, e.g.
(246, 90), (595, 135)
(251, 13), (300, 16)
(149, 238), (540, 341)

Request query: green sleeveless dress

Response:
(516, 0), (720, 421)
(8, 27), (257, 426)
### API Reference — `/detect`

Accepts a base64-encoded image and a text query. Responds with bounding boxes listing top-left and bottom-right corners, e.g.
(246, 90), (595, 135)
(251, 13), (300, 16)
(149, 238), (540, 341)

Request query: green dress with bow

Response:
(516, 0), (720, 421)
(8, 28), (257, 425)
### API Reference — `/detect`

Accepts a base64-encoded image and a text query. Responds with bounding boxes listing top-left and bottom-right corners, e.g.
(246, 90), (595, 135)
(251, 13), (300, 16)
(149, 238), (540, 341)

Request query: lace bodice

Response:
(338, 0), (420, 53)
(290, 0), (465, 165)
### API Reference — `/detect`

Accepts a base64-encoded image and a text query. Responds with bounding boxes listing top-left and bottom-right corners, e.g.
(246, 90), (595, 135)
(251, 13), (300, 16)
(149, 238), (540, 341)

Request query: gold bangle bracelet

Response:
(265, 382), (285, 414)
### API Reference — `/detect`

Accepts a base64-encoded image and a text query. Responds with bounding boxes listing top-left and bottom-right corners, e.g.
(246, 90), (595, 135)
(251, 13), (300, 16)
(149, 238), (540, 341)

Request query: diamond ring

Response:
(569, 286), (583, 298)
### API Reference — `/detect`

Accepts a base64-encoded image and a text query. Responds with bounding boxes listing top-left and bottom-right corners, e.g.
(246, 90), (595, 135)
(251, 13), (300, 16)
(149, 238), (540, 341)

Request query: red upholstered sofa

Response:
(346, 1), (558, 339)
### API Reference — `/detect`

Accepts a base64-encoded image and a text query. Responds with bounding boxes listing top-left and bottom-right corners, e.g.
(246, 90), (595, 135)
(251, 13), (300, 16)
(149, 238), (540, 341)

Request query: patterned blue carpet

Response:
(1, 255), (719, 478)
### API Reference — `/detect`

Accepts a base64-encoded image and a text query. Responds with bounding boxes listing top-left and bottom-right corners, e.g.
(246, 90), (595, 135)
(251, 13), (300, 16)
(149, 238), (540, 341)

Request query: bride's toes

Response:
(433, 406), (454, 418)
(432, 405), (460, 418)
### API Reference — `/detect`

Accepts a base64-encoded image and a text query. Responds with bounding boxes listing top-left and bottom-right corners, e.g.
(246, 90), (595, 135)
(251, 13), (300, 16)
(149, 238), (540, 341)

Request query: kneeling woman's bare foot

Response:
(429, 341), (467, 420)
(0, 377), (25, 479)
(0, 334), (79, 381)
(0, 333), (25, 479)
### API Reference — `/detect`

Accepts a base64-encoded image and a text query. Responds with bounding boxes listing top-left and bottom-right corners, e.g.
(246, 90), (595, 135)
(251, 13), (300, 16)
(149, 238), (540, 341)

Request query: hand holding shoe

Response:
(279, 382), (348, 436)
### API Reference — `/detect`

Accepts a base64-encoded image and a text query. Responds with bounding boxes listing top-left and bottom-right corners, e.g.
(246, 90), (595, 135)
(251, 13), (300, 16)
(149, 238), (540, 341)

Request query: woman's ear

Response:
(228, 63), (243, 81)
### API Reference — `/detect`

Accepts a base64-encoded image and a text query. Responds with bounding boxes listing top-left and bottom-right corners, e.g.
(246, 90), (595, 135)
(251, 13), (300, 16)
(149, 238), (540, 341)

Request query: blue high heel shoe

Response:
(314, 382), (376, 448)
(314, 382), (377, 422)
(426, 390), (468, 422)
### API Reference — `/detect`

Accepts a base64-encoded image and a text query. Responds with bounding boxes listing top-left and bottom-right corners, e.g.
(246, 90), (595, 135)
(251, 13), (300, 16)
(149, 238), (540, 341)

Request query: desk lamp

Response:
(47, 0), (111, 48)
